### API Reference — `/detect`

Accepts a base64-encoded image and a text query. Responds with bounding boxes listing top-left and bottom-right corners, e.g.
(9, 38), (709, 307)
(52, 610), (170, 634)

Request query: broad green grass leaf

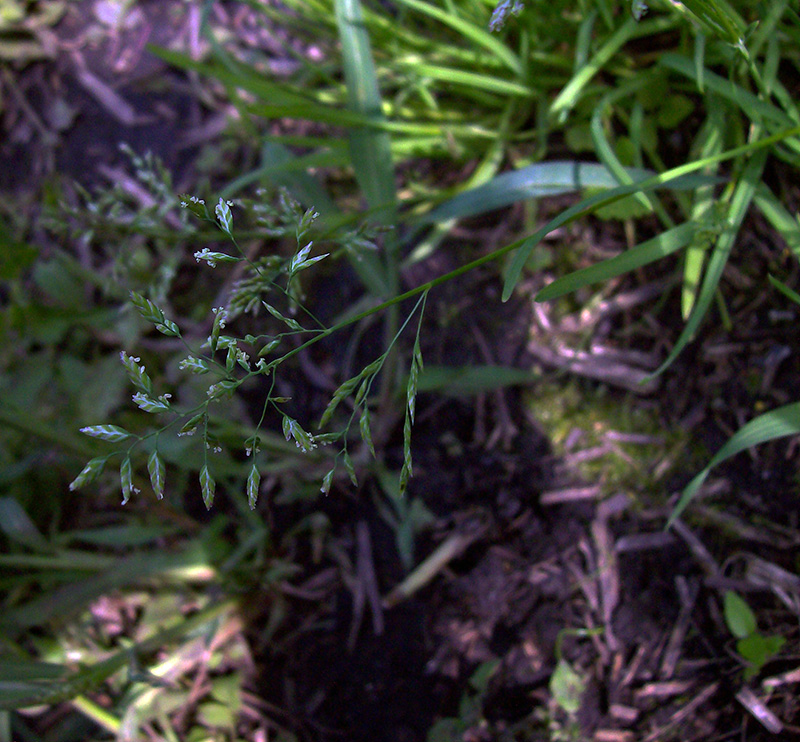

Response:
(669, 401), (800, 526)
(335, 0), (396, 219)
(423, 162), (661, 223)
(535, 222), (696, 301)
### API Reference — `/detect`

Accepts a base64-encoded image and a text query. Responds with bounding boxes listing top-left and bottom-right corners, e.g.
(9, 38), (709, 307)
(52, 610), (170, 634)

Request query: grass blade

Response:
(394, 0), (521, 75)
(648, 149), (767, 377)
(659, 53), (796, 128)
(669, 402), (800, 526)
(535, 222), (697, 301)
(422, 161), (662, 223)
(502, 124), (800, 302)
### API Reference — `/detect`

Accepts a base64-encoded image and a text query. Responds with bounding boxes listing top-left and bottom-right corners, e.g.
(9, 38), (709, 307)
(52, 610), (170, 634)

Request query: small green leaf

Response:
(80, 425), (131, 443)
(69, 457), (107, 491)
(147, 451), (165, 500)
(550, 659), (584, 714)
(737, 633), (785, 677)
(724, 591), (757, 639)
(247, 464), (260, 510)
(200, 465), (216, 509)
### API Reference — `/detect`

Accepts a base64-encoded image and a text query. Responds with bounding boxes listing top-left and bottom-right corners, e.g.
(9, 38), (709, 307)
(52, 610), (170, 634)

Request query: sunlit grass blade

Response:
(549, 15), (675, 121)
(394, 0), (521, 74)
(648, 150), (767, 377)
(668, 401), (800, 527)
(392, 61), (534, 97)
(672, 0), (747, 48)
(754, 185), (800, 258)
(767, 273), (800, 305)
(536, 222), (697, 301)
(0, 599), (235, 709)
(1, 543), (217, 631)
(503, 124), (800, 303)
(335, 0), (396, 226)
(682, 106), (725, 318)
(659, 53), (797, 129)
(422, 161), (662, 223)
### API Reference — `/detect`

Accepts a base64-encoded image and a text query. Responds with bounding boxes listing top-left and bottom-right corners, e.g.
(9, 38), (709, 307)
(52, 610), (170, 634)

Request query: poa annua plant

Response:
(70, 191), (430, 508)
(72, 0), (800, 519)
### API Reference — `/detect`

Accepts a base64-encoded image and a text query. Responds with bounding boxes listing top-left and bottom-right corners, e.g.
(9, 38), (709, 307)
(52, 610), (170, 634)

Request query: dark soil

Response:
(3, 2), (800, 741)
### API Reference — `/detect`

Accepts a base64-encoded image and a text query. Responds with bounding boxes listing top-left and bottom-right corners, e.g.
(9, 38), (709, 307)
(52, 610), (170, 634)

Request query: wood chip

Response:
(594, 730), (635, 742)
(736, 686), (783, 734)
(592, 515), (620, 652)
(609, 703), (639, 724)
(540, 485), (601, 505)
(634, 680), (694, 701)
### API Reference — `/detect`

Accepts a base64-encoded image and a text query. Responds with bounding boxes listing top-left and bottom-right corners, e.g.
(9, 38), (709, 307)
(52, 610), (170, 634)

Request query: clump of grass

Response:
(5, 0), (800, 735)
